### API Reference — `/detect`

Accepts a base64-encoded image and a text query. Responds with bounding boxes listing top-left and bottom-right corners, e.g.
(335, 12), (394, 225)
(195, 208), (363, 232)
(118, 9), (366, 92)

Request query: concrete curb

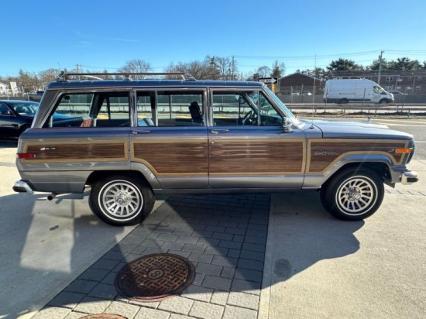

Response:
(258, 194), (276, 319)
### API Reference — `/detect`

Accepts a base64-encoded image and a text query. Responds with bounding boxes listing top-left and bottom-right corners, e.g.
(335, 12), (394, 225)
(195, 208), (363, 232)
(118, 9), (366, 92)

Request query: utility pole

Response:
(378, 50), (384, 85)
(231, 56), (235, 80)
(75, 64), (81, 80)
(312, 54), (317, 105)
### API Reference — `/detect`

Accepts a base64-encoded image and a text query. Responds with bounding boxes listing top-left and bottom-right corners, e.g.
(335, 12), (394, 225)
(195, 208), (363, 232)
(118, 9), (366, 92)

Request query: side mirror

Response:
(282, 117), (293, 133)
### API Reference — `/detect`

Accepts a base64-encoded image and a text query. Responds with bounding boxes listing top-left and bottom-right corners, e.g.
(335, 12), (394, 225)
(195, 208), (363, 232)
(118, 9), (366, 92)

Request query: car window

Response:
(252, 92), (283, 126)
(157, 91), (204, 127)
(44, 92), (130, 128)
(9, 102), (38, 116)
(212, 92), (258, 126)
(373, 86), (384, 94)
(136, 92), (155, 127)
(96, 93), (131, 127)
(0, 103), (12, 115)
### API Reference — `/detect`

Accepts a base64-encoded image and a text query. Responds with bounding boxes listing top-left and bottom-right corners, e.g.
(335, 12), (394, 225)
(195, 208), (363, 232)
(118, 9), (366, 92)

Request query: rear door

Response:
(18, 91), (132, 193)
(132, 88), (208, 189)
(208, 89), (305, 189)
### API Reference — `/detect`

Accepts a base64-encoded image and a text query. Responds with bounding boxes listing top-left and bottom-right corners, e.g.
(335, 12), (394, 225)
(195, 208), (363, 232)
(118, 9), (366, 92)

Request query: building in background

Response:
(0, 82), (8, 95)
(279, 73), (324, 95)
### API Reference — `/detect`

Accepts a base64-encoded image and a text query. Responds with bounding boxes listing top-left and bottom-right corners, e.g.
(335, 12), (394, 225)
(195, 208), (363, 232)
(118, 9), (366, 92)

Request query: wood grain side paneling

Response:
(308, 140), (407, 172)
(133, 141), (208, 175)
(209, 140), (304, 174)
(26, 143), (126, 161)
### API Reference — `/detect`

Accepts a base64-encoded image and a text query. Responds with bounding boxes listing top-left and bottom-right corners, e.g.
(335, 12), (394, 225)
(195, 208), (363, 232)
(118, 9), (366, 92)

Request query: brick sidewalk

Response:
(34, 194), (270, 319)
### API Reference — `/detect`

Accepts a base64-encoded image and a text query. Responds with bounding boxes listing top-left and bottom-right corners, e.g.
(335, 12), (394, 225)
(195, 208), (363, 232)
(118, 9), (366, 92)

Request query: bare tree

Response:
(256, 66), (272, 78)
(208, 56), (238, 80)
(38, 68), (61, 86)
(166, 58), (220, 80)
(119, 59), (151, 79)
(17, 70), (41, 93)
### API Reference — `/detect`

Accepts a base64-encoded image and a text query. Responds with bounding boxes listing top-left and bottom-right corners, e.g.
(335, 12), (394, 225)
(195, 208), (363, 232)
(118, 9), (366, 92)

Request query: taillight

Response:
(17, 153), (37, 159)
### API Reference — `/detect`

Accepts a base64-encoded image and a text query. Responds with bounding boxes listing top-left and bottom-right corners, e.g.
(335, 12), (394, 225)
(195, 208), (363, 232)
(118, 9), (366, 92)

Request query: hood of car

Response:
(306, 119), (413, 140)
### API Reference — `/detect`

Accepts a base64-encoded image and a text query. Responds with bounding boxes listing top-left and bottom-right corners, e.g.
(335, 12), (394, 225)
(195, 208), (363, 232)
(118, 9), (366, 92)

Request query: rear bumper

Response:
(13, 180), (34, 194)
(401, 171), (418, 185)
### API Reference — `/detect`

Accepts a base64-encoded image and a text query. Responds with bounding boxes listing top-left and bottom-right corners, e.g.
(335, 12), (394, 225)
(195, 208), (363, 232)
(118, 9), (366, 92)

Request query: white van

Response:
(324, 79), (394, 104)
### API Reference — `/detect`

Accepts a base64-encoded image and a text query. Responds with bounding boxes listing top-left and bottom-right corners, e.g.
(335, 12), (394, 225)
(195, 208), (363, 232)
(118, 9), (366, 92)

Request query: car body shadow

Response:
(266, 191), (363, 282)
(34, 191), (365, 318)
(0, 193), (131, 319)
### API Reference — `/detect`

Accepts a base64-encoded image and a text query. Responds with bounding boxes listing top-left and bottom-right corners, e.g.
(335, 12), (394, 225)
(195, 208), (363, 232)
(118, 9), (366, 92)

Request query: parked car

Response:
(324, 79), (394, 104)
(13, 72), (418, 226)
(0, 100), (39, 139)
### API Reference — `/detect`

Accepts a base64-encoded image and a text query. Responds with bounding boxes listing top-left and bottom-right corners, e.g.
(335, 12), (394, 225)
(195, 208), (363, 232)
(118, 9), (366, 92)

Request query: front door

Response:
(131, 89), (208, 189)
(208, 89), (305, 189)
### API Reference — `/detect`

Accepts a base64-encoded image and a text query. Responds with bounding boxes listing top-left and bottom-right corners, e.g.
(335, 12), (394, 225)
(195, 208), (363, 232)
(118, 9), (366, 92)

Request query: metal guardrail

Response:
(287, 103), (426, 116)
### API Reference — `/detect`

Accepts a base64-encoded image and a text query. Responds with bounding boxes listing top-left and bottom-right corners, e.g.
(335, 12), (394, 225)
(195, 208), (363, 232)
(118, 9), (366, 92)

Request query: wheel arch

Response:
(323, 161), (392, 187)
(85, 163), (160, 190)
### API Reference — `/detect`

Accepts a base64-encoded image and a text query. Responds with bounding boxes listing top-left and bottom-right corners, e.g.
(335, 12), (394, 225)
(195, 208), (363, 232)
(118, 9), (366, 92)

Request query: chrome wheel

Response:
(335, 176), (377, 216)
(98, 180), (143, 221)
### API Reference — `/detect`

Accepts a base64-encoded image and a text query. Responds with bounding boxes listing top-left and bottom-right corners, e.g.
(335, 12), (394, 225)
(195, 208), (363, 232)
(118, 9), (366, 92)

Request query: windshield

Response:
(9, 102), (39, 116)
(262, 85), (299, 124)
(373, 85), (386, 94)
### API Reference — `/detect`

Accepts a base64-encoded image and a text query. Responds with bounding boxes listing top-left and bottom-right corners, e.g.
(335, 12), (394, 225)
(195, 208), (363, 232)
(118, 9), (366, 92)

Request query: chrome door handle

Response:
(210, 129), (230, 134)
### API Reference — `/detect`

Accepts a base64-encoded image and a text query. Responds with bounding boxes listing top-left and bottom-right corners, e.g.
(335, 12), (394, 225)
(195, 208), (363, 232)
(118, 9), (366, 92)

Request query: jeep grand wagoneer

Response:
(13, 72), (418, 225)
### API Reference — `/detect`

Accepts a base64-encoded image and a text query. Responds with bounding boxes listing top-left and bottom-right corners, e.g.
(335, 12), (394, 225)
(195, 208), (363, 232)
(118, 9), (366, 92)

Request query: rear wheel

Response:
(379, 98), (390, 104)
(89, 175), (155, 226)
(320, 167), (384, 220)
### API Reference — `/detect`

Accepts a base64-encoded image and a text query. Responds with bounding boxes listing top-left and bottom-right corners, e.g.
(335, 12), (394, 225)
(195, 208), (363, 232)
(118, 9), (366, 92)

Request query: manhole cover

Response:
(115, 253), (195, 302)
(81, 315), (126, 319)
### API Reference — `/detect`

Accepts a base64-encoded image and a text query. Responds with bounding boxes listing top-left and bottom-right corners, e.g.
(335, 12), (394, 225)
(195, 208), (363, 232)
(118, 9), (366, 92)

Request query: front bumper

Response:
(13, 180), (34, 194)
(401, 171), (418, 185)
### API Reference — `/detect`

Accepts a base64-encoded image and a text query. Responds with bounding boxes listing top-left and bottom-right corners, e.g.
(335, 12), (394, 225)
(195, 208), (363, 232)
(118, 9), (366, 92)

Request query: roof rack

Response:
(56, 71), (196, 81)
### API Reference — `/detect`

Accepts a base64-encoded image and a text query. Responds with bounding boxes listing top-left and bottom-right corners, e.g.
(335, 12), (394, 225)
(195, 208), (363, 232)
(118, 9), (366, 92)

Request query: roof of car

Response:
(46, 79), (263, 90)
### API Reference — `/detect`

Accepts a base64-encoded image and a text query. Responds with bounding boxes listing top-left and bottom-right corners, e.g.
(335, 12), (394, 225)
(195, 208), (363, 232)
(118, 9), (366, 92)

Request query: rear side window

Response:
(136, 90), (204, 127)
(157, 91), (204, 127)
(44, 92), (130, 128)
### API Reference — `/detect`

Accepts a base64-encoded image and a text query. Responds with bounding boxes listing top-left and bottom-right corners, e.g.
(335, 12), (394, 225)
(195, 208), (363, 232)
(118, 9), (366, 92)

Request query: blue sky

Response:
(1, 0), (426, 76)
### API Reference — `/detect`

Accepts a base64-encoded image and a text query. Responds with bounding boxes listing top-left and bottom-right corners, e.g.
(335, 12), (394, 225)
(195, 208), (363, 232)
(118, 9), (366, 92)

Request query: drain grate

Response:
(115, 253), (195, 302)
(80, 315), (126, 319)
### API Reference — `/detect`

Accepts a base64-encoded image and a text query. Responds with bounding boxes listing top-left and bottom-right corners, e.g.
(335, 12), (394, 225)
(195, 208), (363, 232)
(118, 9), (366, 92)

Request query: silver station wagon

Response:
(13, 72), (418, 225)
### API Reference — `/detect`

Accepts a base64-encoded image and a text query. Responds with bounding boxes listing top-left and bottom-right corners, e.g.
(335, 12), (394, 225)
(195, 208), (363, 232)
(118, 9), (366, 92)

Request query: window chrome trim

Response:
(209, 87), (284, 128)
(134, 87), (208, 128)
(40, 88), (133, 129)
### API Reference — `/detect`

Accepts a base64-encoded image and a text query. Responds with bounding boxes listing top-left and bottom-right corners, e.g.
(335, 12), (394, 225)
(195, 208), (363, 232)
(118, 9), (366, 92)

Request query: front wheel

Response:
(320, 168), (384, 220)
(89, 175), (155, 226)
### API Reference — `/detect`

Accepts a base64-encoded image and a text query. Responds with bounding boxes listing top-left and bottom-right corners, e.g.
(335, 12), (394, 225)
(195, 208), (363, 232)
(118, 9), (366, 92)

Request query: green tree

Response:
(388, 57), (421, 71)
(271, 61), (285, 79)
(369, 58), (389, 71)
(327, 58), (362, 72)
